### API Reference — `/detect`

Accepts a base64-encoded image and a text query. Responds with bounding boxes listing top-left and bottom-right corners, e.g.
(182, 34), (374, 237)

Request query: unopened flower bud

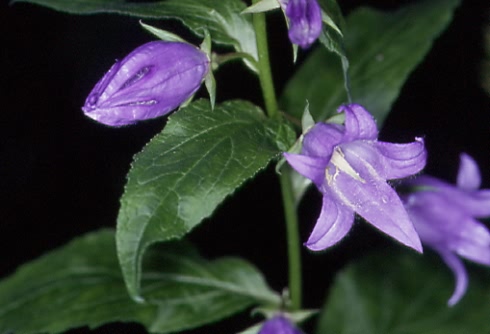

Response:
(82, 41), (209, 126)
(280, 0), (322, 49)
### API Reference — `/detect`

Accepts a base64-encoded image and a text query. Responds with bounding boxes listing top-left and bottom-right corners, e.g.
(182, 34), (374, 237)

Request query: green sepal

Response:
(200, 30), (216, 109)
(241, 0), (280, 14)
(139, 21), (188, 43)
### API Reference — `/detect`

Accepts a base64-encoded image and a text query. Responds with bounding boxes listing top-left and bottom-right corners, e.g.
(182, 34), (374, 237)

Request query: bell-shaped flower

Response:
(284, 104), (426, 252)
(259, 315), (303, 334)
(82, 41), (209, 126)
(278, 0), (322, 48)
(403, 153), (490, 306)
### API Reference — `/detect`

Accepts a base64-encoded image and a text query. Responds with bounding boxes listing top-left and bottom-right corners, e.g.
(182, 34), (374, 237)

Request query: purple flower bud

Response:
(279, 0), (322, 49)
(82, 41), (209, 126)
(259, 315), (304, 334)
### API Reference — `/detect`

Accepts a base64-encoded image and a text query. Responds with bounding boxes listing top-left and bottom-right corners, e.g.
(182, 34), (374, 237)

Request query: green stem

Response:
(252, 8), (279, 118)
(251, 3), (302, 310)
(279, 172), (302, 310)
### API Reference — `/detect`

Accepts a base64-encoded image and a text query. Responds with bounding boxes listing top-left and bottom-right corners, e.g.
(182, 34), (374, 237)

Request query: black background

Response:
(2, 0), (490, 333)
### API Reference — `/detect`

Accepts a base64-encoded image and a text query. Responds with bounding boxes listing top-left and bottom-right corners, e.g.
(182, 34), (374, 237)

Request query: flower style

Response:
(82, 41), (209, 126)
(403, 153), (490, 305)
(284, 104), (426, 252)
(278, 0), (322, 49)
(259, 315), (303, 334)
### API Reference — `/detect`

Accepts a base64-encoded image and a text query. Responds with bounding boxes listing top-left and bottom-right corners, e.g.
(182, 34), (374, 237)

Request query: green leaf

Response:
(318, 0), (349, 97)
(241, 0), (280, 15)
(117, 99), (296, 301)
(281, 0), (461, 124)
(0, 229), (280, 334)
(13, 0), (258, 63)
(317, 251), (490, 334)
(140, 21), (188, 43)
(318, 24), (351, 103)
(317, 0), (345, 33)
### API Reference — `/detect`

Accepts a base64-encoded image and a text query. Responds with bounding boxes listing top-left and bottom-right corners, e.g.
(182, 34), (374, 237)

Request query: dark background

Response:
(1, 0), (490, 333)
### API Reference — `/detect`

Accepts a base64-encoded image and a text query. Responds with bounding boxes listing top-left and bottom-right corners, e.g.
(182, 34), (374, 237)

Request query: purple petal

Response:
(455, 190), (490, 217)
(329, 145), (422, 252)
(436, 247), (468, 306)
(452, 218), (490, 265)
(457, 153), (481, 191)
(301, 122), (344, 158)
(407, 190), (490, 252)
(374, 137), (426, 179)
(286, 0), (322, 49)
(283, 153), (327, 187)
(305, 194), (355, 251)
(259, 315), (303, 334)
(82, 41), (209, 126)
(338, 104), (378, 141)
(410, 176), (490, 217)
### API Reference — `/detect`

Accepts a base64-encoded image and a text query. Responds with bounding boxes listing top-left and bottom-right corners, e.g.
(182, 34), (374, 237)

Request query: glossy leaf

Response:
(0, 229), (280, 334)
(12, 0), (258, 63)
(317, 251), (490, 334)
(116, 99), (296, 301)
(281, 0), (461, 124)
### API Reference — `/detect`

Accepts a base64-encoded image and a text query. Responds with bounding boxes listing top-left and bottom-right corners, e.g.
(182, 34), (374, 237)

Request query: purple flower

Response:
(82, 41), (209, 127)
(284, 104), (426, 252)
(259, 315), (303, 334)
(279, 0), (322, 48)
(403, 153), (490, 305)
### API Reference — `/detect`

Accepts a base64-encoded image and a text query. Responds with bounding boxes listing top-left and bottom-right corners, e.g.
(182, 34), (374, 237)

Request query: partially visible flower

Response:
(284, 104), (426, 252)
(278, 0), (322, 48)
(259, 315), (303, 334)
(403, 153), (490, 306)
(82, 41), (209, 126)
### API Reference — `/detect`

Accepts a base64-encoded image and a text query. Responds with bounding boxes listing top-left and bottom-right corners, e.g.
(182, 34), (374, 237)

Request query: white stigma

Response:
(327, 147), (365, 184)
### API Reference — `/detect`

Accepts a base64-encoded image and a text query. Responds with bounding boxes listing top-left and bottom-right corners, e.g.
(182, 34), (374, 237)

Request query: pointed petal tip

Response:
(447, 294), (461, 307)
(438, 249), (469, 307)
(457, 152), (481, 190)
(402, 235), (424, 254)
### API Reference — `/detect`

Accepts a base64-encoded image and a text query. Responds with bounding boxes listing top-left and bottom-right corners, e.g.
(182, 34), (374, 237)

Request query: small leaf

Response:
(239, 323), (264, 334)
(139, 21), (188, 43)
(317, 0), (345, 31)
(201, 31), (217, 109)
(241, 0), (280, 14)
(318, 23), (351, 102)
(301, 102), (315, 133)
(317, 251), (490, 334)
(117, 99), (296, 301)
(0, 229), (280, 334)
(13, 0), (258, 66)
(281, 0), (461, 124)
